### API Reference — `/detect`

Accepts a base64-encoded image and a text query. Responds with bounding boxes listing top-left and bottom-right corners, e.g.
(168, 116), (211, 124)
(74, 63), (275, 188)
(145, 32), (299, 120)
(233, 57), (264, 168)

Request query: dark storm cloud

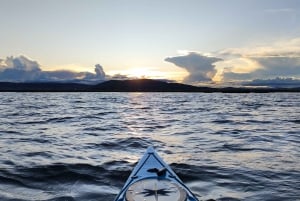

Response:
(0, 56), (106, 82)
(165, 52), (222, 83)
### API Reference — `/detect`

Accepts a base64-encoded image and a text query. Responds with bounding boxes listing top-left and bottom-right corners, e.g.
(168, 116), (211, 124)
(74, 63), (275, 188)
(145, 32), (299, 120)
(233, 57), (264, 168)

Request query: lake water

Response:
(0, 92), (299, 201)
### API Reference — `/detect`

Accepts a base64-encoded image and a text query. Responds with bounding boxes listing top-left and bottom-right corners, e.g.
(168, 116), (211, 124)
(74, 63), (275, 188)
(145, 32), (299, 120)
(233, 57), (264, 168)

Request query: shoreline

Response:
(0, 79), (299, 93)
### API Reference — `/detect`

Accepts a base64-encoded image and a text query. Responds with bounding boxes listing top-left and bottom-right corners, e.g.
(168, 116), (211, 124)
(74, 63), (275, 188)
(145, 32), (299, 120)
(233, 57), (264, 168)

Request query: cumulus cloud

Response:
(0, 56), (42, 81)
(94, 64), (105, 79)
(165, 52), (222, 83)
(0, 55), (40, 71)
(0, 56), (106, 82)
(213, 57), (262, 81)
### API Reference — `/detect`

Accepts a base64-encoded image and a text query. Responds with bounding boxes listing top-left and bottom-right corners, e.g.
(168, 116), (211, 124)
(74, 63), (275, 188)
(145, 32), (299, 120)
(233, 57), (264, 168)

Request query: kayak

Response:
(114, 146), (199, 201)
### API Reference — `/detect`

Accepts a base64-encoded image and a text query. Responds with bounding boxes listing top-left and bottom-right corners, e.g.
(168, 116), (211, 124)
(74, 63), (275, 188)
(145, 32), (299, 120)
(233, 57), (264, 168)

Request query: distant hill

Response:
(0, 79), (299, 92)
(0, 82), (90, 92)
(91, 79), (211, 92)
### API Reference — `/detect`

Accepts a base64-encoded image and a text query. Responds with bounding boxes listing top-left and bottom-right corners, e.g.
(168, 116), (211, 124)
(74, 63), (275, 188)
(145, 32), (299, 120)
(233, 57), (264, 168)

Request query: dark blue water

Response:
(0, 92), (299, 201)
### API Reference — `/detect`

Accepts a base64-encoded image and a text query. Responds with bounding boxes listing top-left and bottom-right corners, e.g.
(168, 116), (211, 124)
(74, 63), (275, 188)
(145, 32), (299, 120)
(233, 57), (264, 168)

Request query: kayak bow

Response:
(114, 146), (199, 201)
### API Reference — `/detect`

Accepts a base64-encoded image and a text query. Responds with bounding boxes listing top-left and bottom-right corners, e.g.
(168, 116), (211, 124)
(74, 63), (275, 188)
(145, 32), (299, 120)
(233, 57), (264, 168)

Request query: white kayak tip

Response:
(146, 146), (155, 153)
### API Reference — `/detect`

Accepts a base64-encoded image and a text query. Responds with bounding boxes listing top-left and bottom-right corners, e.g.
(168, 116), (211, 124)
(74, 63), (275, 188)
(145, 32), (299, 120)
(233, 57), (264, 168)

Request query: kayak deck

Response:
(114, 146), (199, 201)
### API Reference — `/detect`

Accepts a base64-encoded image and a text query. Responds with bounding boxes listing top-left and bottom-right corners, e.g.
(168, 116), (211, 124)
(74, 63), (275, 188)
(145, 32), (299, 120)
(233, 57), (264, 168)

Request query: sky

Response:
(0, 0), (300, 86)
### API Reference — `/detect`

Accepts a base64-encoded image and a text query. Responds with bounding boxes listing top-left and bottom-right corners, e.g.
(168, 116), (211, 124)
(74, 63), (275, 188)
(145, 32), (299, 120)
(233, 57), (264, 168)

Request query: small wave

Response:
(216, 197), (241, 201)
(46, 117), (75, 123)
(289, 119), (300, 124)
(83, 126), (112, 132)
(79, 115), (104, 120)
(31, 138), (52, 144)
(47, 196), (76, 201)
(99, 137), (163, 150)
(240, 102), (266, 109)
(20, 120), (47, 125)
(221, 143), (273, 152)
(222, 143), (254, 152)
(0, 130), (21, 134)
(212, 119), (235, 124)
(246, 119), (273, 124)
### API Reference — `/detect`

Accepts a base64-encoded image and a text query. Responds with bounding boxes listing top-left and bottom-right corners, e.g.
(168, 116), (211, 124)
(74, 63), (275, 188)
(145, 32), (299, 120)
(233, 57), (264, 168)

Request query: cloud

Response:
(254, 56), (300, 76)
(0, 56), (106, 82)
(165, 52), (222, 83)
(213, 57), (262, 81)
(220, 56), (300, 81)
(243, 77), (300, 88)
(109, 74), (130, 80)
(0, 56), (42, 81)
(94, 64), (106, 79)
(0, 55), (41, 72)
(43, 70), (91, 81)
(165, 38), (300, 84)
(174, 38), (300, 83)
(219, 38), (300, 58)
(218, 38), (300, 81)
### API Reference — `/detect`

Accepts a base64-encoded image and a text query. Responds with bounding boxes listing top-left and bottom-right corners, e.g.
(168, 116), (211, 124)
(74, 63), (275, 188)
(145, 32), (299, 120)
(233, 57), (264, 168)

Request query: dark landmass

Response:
(0, 79), (299, 93)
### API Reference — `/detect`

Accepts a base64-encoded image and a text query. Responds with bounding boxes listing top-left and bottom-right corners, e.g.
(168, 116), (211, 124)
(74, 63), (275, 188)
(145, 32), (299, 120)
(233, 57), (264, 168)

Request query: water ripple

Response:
(0, 92), (299, 200)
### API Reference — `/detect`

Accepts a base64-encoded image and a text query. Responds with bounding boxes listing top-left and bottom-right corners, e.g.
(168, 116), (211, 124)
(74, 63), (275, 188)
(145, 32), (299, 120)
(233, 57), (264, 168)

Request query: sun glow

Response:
(127, 68), (153, 78)
(108, 67), (172, 79)
(42, 64), (94, 73)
